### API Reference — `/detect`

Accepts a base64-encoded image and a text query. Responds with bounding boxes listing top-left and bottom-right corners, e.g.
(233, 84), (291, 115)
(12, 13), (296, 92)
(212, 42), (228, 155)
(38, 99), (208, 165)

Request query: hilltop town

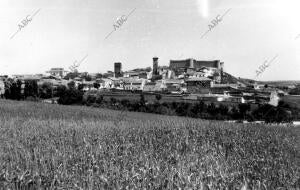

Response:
(1, 57), (299, 107)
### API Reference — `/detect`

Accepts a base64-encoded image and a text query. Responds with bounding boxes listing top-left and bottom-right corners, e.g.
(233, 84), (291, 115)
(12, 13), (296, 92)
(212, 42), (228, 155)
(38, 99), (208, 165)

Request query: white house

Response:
(0, 80), (5, 96)
(269, 91), (280, 107)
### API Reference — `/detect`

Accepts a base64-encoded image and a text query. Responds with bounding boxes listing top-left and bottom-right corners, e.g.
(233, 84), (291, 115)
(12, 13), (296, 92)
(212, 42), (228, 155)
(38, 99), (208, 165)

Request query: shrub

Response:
(110, 97), (117, 105)
(77, 83), (84, 91)
(95, 94), (104, 104)
(238, 103), (251, 119)
(155, 94), (162, 101)
(218, 104), (229, 115)
(230, 106), (240, 120)
(207, 102), (217, 115)
(24, 80), (38, 98)
(26, 96), (39, 102)
(55, 85), (67, 97)
(175, 102), (191, 116)
(93, 82), (100, 89)
(140, 94), (146, 105)
(84, 94), (96, 106)
(4, 79), (22, 100)
(39, 82), (53, 99)
(67, 81), (76, 89)
(58, 88), (83, 105)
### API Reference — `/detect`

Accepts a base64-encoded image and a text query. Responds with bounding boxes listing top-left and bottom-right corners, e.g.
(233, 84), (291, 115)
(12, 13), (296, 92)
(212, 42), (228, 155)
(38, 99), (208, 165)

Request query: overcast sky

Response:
(0, 0), (300, 80)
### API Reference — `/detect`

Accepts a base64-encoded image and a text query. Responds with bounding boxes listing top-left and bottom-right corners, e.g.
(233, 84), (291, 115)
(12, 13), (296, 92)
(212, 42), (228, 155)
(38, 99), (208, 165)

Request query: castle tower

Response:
(220, 62), (224, 83)
(114, 62), (122, 78)
(153, 57), (158, 75)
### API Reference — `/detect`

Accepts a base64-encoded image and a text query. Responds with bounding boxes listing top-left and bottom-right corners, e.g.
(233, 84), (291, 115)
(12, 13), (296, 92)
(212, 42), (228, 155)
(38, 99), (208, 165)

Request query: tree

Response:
(64, 72), (79, 80)
(120, 99), (130, 108)
(4, 79), (22, 100)
(67, 81), (76, 89)
(218, 104), (229, 115)
(190, 103), (202, 118)
(16, 80), (22, 100)
(110, 97), (117, 105)
(238, 103), (251, 120)
(10, 81), (18, 100)
(230, 106), (240, 120)
(155, 94), (162, 101)
(58, 88), (83, 105)
(175, 102), (190, 116)
(140, 94), (146, 105)
(39, 82), (53, 99)
(86, 94), (96, 105)
(93, 83), (100, 89)
(96, 94), (104, 104)
(96, 73), (103, 79)
(77, 83), (84, 91)
(252, 104), (276, 122)
(207, 103), (217, 115)
(4, 79), (12, 99)
(24, 80), (38, 99)
(85, 75), (92, 81)
(81, 72), (92, 81)
(55, 85), (67, 97)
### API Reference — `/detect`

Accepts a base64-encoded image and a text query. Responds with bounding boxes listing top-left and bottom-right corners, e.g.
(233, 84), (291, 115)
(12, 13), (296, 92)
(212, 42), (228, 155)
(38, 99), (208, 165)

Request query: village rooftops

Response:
(121, 78), (145, 84)
(38, 79), (69, 86)
(144, 82), (156, 86)
(12, 74), (43, 80)
(193, 71), (206, 75)
(108, 77), (121, 81)
(81, 81), (95, 85)
(211, 83), (239, 89)
(73, 77), (82, 81)
(124, 71), (140, 74)
(186, 77), (211, 82)
(41, 75), (60, 80)
(162, 79), (184, 84)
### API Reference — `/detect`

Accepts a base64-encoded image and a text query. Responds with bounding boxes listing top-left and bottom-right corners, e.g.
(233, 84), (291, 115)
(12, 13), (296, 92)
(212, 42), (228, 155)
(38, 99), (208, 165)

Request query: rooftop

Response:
(186, 77), (211, 82)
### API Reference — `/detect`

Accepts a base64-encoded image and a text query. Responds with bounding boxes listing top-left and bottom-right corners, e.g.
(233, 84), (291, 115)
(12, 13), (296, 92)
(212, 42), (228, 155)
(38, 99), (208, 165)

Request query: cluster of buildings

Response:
(0, 56), (283, 105)
(90, 57), (228, 94)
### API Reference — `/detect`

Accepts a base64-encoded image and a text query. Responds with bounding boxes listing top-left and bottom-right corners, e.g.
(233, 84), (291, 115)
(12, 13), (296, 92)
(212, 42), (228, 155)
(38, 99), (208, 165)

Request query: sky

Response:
(0, 0), (300, 81)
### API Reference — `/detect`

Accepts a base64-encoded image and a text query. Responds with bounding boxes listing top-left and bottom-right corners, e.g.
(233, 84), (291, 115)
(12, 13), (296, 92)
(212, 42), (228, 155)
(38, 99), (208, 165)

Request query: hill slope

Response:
(221, 71), (255, 85)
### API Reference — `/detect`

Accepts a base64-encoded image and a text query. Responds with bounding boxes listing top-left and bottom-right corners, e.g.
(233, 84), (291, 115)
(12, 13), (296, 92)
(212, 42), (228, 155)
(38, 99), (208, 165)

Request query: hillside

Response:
(221, 72), (255, 85)
(260, 80), (300, 86)
(0, 100), (299, 189)
(220, 72), (300, 87)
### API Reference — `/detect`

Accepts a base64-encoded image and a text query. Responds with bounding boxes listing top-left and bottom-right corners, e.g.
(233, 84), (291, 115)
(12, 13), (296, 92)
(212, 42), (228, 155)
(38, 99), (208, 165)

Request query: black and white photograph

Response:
(0, 0), (300, 189)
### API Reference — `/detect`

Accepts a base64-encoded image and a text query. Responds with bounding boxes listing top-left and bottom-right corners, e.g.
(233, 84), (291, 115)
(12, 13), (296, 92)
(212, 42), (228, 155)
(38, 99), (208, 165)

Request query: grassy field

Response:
(0, 99), (299, 189)
(283, 95), (300, 109)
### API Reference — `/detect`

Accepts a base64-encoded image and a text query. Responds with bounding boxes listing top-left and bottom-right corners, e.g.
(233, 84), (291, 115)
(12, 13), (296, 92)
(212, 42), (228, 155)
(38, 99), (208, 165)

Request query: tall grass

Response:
(0, 99), (299, 189)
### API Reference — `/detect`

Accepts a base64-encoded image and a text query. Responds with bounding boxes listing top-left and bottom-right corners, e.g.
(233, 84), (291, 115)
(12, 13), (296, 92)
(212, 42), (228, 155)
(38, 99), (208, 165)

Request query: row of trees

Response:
(3, 79), (83, 104)
(81, 93), (294, 123)
(4, 79), (39, 100)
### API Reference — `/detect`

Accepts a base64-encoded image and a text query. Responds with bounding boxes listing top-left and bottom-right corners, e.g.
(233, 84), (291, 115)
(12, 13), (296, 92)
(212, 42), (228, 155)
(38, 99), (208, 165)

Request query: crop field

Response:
(0, 99), (299, 189)
(283, 95), (300, 109)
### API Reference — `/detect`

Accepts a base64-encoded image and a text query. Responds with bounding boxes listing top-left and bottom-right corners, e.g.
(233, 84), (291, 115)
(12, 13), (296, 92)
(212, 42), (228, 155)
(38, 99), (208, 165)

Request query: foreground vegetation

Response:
(81, 92), (300, 123)
(0, 100), (299, 189)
